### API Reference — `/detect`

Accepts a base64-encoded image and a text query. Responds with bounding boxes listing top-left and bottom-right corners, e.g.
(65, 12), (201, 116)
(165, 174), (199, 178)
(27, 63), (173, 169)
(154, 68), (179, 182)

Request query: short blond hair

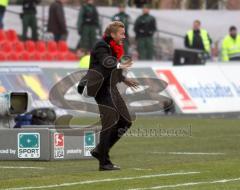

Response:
(104, 21), (125, 37)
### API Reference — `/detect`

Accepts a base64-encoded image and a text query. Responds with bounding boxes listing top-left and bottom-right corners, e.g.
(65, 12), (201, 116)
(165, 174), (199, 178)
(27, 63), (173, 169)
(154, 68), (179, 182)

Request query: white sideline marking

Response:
(133, 168), (153, 171)
(152, 152), (225, 155)
(1, 171), (200, 190)
(0, 166), (44, 170)
(127, 177), (240, 190)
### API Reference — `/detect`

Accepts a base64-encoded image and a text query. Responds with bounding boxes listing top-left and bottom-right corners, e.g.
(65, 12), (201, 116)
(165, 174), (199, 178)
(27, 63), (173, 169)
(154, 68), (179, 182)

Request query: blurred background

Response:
(2, 0), (240, 61)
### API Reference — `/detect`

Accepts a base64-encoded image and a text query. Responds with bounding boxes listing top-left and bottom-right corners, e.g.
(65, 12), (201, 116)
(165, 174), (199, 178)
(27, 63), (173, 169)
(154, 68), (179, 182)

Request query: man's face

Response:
(193, 21), (201, 31)
(87, 0), (94, 4)
(61, 0), (68, 4)
(143, 7), (149, 14)
(111, 27), (125, 45)
(119, 7), (125, 13)
(230, 29), (237, 38)
(76, 49), (85, 58)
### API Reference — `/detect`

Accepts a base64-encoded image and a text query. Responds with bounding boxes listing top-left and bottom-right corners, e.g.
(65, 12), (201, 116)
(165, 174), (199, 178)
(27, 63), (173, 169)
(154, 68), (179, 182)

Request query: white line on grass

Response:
(1, 171), (200, 190)
(152, 152), (225, 155)
(0, 166), (45, 170)
(127, 177), (240, 190)
(132, 168), (153, 171)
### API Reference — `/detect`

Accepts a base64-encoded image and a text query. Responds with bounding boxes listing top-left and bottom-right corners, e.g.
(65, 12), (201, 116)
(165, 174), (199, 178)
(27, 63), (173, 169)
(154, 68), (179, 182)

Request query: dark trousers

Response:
(22, 13), (38, 41)
(78, 25), (97, 51)
(137, 36), (154, 60)
(95, 86), (132, 165)
(54, 34), (62, 42)
(54, 33), (67, 42)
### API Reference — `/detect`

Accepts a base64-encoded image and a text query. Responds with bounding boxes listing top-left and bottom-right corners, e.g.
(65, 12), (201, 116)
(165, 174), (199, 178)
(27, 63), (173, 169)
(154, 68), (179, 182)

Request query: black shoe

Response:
(99, 164), (121, 171)
(90, 149), (100, 161)
(90, 148), (113, 165)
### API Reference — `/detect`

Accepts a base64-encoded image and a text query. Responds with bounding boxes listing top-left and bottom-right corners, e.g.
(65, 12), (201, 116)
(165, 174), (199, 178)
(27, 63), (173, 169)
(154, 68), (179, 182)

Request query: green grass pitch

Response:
(0, 116), (240, 190)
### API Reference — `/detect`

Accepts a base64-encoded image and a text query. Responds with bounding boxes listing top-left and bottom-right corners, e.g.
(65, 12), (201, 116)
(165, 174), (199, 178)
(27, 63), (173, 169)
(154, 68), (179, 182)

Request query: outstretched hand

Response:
(119, 59), (133, 70)
(123, 78), (139, 90)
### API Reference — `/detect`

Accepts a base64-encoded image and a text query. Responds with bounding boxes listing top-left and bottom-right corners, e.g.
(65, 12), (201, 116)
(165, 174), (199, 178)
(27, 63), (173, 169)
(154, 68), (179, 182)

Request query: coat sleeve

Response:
(94, 44), (125, 82)
(95, 7), (100, 27)
(77, 7), (83, 34)
(184, 35), (190, 48)
(222, 38), (229, 62)
(152, 17), (157, 33)
(134, 17), (139, 34)
(208, 33), (212, 45)
(94, 45), (118, 68)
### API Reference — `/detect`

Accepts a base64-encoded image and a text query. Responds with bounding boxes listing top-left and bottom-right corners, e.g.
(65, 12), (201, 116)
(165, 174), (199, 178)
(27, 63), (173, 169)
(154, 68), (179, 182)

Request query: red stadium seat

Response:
(47, 41), (57, 52)
(36, 41), (46, 52)
(42, 52), (54, 61)
(13, 41), (25, 52)
(0, 41), (12, 53)
(52, 53), (59, 61)
(28, 52), (42, 61)
(0, 53), (6, 61)
(65, 52), (77, 61)
(7, 53), (18, 61)
(58, 41), (68, 52)
(33, 52), (42, 61)
(19, 51), (30, 61)
(57, 52), (66, 61)
(25, 40), (36, 52)
(5, 30), (18, 42)
(0, 30), (6, 42)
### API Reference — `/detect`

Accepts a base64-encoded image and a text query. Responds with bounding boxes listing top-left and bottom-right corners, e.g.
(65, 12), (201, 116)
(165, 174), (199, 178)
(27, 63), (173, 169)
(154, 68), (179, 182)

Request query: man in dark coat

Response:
(77, 0), (100, 51)
(47, 0), (68, 41)
(81, 21), (139, 171)
(134, 5), (157, 60)
(20, 0), (41, 41)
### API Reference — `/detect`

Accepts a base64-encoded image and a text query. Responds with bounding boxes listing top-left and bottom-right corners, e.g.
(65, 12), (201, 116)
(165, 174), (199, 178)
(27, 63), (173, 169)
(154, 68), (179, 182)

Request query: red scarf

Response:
(103, 35), (124, 61)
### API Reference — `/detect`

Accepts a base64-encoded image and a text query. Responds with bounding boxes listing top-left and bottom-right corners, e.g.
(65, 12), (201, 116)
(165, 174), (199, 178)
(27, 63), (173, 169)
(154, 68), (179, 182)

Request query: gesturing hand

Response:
(119, 59), (133, 70)
(123, 78), (139, 90)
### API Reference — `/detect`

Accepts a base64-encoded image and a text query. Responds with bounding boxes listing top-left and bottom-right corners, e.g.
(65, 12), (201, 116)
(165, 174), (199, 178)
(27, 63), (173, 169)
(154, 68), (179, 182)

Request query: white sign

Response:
(18, 133), (40, 159)
(54, 133), (64, 159)
(154, 65), (240, 113)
